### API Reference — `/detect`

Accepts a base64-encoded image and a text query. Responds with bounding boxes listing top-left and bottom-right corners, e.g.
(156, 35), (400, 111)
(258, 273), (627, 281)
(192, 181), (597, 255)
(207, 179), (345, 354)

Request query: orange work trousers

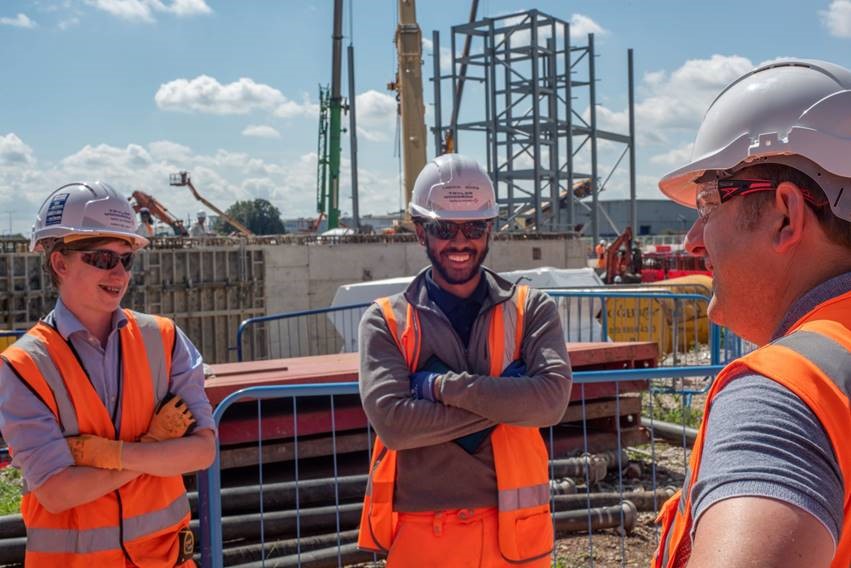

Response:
(386, 507), (551, 568)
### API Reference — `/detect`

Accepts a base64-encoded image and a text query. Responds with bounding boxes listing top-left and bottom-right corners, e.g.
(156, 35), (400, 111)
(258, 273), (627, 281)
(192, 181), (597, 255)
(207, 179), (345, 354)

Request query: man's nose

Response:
(684, 218), (706, 256)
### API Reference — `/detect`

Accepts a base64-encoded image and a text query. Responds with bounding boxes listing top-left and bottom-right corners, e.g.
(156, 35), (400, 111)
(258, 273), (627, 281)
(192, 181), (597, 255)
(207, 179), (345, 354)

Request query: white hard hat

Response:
(31, 182), (149, 252)
(410, 153), (498, 221)
(197, 210), (207, 219)
(659, 59), (851, 222)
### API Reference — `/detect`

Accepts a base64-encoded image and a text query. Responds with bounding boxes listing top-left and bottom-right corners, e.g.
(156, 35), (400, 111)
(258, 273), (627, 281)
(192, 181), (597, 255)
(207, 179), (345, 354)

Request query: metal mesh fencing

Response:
(197, 366), (720, 568)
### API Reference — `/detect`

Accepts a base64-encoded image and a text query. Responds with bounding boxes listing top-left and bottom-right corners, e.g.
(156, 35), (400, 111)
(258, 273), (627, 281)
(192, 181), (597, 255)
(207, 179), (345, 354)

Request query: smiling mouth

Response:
(99, 285), (122, 295)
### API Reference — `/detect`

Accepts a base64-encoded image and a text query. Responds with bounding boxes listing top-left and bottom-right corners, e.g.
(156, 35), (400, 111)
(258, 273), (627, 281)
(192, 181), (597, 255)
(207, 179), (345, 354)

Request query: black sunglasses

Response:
(422, 220), (490, 240)
(76, 250), (135, 271)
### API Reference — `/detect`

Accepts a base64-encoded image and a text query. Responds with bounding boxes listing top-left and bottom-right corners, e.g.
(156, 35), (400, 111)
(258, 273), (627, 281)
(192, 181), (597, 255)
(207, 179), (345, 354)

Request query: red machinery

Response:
(130, 190), (189, 237)
(640, 250), (711, 283)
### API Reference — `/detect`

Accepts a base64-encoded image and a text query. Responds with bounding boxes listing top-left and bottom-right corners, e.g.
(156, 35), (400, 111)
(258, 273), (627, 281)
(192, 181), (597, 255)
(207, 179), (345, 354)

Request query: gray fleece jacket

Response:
(358, 267), (572, 511)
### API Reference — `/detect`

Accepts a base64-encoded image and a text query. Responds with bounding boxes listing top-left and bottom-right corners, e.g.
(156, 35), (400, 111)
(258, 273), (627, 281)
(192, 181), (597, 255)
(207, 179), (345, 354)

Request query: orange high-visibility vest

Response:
(357, 285), (555, 563)
(1, 310), (193, 568)
(653, 290), (851, 568)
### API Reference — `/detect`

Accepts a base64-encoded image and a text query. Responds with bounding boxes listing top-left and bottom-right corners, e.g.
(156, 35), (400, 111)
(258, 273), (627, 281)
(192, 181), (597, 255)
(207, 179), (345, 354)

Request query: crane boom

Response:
(168, 171), (254, 237)
(130, 190), (189, 236)
(390, 0), (427, 214)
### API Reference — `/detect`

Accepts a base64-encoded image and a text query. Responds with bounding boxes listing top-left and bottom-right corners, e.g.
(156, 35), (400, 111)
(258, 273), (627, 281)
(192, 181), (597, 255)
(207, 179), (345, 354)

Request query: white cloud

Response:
(58, 16), (80, 30)
(155, 75), (317, 119)
(650, 143), (694, 167)
(0, 134), (36, 166)
(569, 13), (607, 39)
(0, 13), (37, 28)
(355, 90), (397, 142)
(242, 125), (281, 139)
(820, 0), (851, 37)
(595, 55), (754, 145)
(85, 0), (211, 23)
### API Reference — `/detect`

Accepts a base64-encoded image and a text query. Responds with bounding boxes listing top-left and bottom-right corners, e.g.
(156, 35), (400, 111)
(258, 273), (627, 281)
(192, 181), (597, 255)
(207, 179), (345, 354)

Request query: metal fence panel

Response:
(197, 366), (722, 568)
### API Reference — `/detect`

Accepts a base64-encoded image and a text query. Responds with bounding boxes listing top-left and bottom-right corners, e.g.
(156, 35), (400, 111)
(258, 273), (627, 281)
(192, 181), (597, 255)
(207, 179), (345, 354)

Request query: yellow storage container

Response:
(0, 333), (18, 351)
(603, 275), (713, 359)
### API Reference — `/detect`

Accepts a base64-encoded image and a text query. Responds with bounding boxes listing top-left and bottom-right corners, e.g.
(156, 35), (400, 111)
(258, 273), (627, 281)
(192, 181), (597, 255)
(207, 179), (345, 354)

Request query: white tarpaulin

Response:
(329, 267), (607, 352)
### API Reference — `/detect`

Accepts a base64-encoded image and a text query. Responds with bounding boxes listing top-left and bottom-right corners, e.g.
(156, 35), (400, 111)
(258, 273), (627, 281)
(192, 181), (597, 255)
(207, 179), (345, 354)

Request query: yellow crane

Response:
(387, 0), (428, 217)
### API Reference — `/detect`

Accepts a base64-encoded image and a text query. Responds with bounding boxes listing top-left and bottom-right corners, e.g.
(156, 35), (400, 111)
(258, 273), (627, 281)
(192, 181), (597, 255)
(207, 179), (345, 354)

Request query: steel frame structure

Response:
(431, 9), (636, 241)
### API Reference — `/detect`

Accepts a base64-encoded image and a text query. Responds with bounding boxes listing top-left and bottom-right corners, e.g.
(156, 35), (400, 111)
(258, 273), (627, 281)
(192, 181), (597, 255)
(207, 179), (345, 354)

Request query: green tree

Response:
(213, 199), (286, 236)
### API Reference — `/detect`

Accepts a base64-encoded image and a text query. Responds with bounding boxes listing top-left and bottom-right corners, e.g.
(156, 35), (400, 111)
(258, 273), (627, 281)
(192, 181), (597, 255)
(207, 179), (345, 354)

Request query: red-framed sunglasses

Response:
(696, 178), (827, 220)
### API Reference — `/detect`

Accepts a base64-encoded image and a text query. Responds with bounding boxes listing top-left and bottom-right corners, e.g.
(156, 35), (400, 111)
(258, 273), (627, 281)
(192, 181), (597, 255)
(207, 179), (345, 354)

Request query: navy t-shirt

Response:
(424, 269), (488, 347)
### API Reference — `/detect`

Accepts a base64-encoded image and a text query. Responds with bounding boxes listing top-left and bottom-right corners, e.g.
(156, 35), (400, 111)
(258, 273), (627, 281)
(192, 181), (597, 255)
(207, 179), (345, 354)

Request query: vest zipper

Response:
(116, 490), (135, 565)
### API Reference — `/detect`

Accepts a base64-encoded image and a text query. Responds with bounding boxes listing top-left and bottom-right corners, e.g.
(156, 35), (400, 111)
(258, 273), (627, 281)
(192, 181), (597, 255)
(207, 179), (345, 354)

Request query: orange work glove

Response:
(66, 435), (123, 470)
(140, 394), (196, 443)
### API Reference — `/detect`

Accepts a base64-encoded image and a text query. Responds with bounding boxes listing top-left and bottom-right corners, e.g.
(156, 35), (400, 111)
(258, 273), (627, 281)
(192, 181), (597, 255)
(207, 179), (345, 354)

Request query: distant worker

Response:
(630, 240), (643, 276)
(357, 154), (572, 566)
(136, 206), (155, 238)
(595, 239), (607, 269)
(189, 210), (211, 237)
(0, 182), (217, 566)
(653, 59), (851, 567)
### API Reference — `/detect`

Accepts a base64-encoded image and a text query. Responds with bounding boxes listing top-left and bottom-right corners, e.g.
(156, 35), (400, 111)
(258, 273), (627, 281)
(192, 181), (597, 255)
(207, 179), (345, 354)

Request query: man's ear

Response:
(414, 223), (426, 245)
(773, 182), (807, 254)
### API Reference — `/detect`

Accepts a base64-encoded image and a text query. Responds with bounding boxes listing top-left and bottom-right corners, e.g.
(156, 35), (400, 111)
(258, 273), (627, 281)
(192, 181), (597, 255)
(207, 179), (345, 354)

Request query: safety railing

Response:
(236, 303), (371, 362)
(197, 365), (723, 568)
(236, 289), (725, 366)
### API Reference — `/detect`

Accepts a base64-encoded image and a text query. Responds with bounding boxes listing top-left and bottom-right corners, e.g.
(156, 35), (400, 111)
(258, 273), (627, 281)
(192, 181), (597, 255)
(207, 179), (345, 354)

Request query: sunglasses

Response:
(422, 220), (490, 240)
(76, 250), (135, 271)
(696, 178), (827, 220)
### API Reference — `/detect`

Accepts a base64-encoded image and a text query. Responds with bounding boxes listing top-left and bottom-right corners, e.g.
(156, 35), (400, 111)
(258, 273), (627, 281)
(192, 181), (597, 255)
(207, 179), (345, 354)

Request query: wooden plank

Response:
(218, 404), (368, 445)
(220, 431), (369, 470)
(561, 395), (641, 423)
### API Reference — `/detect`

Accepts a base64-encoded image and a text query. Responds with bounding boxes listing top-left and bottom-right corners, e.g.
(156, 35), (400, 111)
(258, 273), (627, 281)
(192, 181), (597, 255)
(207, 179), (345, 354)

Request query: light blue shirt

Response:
(0, 299), (215, 489)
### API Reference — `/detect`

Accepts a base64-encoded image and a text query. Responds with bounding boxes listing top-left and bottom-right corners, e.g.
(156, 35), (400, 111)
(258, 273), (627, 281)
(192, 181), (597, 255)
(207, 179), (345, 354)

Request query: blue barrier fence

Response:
(236, 289), (749, 366)
(197, 365), (723, 568)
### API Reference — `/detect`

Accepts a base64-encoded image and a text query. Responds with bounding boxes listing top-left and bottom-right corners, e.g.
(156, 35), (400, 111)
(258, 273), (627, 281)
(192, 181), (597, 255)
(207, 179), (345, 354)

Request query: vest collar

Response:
(772, 270), (851, 340)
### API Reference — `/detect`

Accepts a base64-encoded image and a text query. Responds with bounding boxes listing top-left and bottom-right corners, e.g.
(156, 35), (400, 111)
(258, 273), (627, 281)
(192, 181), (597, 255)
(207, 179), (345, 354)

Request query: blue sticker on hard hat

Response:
(44, 194), (69, 226)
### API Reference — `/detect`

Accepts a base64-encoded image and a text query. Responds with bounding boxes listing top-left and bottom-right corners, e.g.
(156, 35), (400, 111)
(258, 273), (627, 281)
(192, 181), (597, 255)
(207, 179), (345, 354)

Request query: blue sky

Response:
(2, 0), (851, 235)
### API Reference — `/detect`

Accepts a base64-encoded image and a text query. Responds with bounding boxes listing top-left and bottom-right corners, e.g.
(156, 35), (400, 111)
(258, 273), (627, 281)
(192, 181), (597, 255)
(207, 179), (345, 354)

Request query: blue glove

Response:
(454, 359), (527, 453)
(501, 360), (527, 377)
(410, 371), (439, 401)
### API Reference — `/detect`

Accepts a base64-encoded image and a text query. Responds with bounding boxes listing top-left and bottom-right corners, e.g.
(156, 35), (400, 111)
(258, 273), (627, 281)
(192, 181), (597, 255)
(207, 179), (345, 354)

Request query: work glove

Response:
(140, 394), (196, 443)
(66, 435), (123, 470)
(454, 359), (526, 453)
(500, 360), (527, 378)
(409, 371), (439, 401)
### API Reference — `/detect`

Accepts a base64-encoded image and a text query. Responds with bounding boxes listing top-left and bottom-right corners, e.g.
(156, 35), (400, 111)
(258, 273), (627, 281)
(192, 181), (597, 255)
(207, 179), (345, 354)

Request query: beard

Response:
(426, 238), (490, 285)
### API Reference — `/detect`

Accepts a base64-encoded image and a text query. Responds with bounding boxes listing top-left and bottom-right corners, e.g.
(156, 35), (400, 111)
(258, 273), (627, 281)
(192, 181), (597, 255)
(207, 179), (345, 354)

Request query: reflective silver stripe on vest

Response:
(26, 524), (119, 553)
(497, 297), (521, 372)
(773, 330), (851, 398)
(498, 482), (549, 512)
(25, 493), (189, 553)
(13, 334), (80, 435)
(130, 311), (171, 405)
(124, 492), (190, 541)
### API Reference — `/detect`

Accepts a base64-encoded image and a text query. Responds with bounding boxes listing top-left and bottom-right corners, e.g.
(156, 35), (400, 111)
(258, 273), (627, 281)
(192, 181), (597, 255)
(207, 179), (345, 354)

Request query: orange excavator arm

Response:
(604, 226), (633, 284)
(130, 191), (189, 237)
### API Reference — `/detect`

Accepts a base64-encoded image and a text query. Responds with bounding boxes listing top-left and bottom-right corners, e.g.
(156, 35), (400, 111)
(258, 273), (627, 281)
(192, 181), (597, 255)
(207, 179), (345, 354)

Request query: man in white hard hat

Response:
(0, 182), (216, 566)
(136, 207), (155, 238)
(653, 60), (851, 568)
(189, 210), (210, 237)
(357, 154), (572, 566)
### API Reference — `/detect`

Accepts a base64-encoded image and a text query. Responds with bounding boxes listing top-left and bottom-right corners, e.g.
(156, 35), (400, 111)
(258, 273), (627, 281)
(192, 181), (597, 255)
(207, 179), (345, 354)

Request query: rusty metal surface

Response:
(205, 341), (658, 406)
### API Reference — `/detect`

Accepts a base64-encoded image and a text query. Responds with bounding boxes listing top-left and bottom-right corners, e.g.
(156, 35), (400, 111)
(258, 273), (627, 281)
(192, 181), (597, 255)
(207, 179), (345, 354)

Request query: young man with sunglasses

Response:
(357, 154), (572, 566)
(0, 182), (216, 566)
(653, 60), (851, 568)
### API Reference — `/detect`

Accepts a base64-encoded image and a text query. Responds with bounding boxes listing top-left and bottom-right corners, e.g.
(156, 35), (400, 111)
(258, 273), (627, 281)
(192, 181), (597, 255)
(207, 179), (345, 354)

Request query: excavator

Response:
(603, 226), (642, 284)
(129, 191), (189, 237)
